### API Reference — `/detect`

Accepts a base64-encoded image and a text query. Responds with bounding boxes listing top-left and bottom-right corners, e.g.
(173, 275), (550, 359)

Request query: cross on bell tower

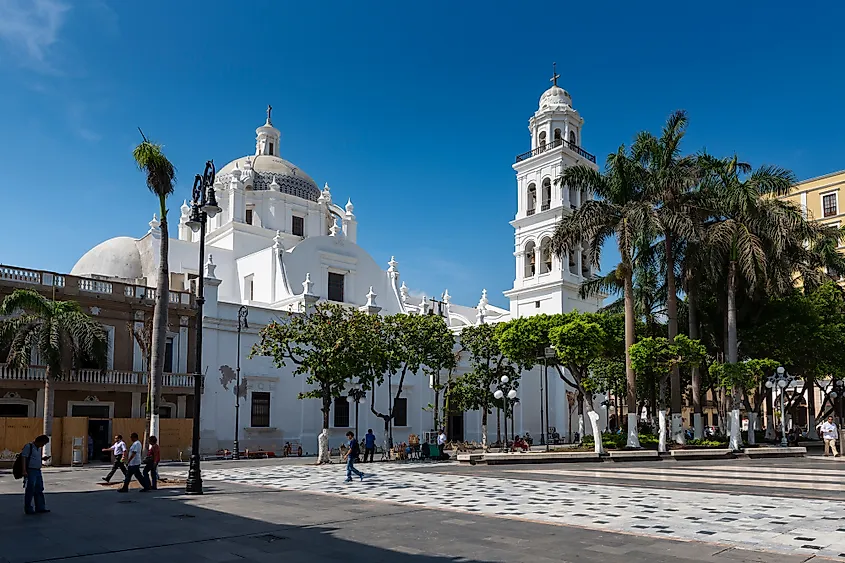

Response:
(550, 62), (560, 87)
(266, 104), (273, 125)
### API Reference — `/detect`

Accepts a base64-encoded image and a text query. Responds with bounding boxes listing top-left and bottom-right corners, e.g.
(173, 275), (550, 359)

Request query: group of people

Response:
(102, 433), (161, 492)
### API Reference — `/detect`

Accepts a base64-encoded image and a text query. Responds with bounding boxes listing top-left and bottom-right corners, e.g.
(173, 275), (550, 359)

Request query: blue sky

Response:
(1, 1), (844, 309)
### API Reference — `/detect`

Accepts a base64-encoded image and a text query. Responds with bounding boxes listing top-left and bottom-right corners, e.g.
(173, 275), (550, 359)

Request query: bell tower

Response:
(255, 105), (281, 157)
(503, 66), (601, 318)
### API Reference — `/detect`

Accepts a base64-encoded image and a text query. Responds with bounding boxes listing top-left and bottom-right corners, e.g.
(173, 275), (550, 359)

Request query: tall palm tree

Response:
(133, 133), (176, 441)
(0, 290), (108, 462)
(633, 110), (699, 443)
(553, 146), (658, 448)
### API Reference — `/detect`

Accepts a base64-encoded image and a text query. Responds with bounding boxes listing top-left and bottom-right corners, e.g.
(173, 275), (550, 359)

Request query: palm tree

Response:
(553, 146), (658, 448)
(633, 110), (699, 443)
(133, 132), (176, 442)
(0, 290), (108, 462)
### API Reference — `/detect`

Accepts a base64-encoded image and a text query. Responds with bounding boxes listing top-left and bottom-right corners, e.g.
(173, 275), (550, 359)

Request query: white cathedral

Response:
(70, 76), (603, 454)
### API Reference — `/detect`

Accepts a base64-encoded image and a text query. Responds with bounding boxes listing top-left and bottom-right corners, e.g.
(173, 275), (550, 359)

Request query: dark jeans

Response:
(120, 464), (150, 491)
(345, 457), (363, 480)
(24, 469), (46, 513)
(105, 459), (126, 482)
(143, 461), (158, 489)
(363, 447), (375, 462)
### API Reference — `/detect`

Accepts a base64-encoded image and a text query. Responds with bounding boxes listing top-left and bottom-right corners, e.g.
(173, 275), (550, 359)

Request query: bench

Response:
(608, 450), (659, 461)
(669, 448), (733, 460)
(744, 446), (806, 458)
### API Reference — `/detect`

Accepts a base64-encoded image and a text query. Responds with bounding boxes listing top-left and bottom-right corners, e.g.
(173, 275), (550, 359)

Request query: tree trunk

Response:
(689, 285), (703, 439)
(622, 266), (641, 448)
(665, 235), (684, 445)
(433, 387), (440, 434)
(726, 260), (738, 364)
(807, 378), (819, 439)
(658, 377), (668, 453)
(577, 391), (585, 442)
(481, 404), (488, 451)
(585, 403), (604, 454)
(42, 366), (55, 465)
(149, 204), (169, 443)
(729, 388), (742, 451)
(318, 395), (331, 464)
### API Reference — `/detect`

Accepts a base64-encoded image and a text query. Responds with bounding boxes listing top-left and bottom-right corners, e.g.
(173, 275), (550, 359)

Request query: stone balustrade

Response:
(0, 364), (194, 389)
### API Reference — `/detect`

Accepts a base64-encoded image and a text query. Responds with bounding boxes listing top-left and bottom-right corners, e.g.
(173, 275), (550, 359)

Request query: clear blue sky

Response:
(1, 1), (843, 309)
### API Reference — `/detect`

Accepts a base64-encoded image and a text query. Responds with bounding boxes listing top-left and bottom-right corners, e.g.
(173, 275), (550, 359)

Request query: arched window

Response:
(526, 183), (537, 216)
(581, 240), (590, 277)
(568, 130), (577, 146)
(539, 238), (552, 274)
(568, 250), (577, 275)
(569, 186), (577, 210)
(541, 178), (552, 211)
(524, 241), (536, 278)
(554, 128), (562, 144)
(539, 131), (547, 151)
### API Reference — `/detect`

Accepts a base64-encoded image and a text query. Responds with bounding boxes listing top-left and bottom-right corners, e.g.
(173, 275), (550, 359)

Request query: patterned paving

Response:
(201, 462), (845, 559)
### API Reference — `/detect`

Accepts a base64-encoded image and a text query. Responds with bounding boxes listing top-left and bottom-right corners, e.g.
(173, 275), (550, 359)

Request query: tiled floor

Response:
(201, 462), (845, 560)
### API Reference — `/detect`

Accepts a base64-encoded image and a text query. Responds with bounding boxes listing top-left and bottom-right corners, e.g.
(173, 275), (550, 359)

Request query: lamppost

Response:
(829, 379), (845, 423)
(538, 346), (555, 451)
(494, 375), (518, 452)
(766, 366), (794, 448)
(233, 305), (248, 460)
(185, 161), (221, 495)
(347, 381), (366, 440)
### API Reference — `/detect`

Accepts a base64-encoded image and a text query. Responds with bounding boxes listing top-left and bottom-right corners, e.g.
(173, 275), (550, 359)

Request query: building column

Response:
(576, 243), (583, 277)
(177, 395), (187, 419)
(131, 392), (142, 418)
(36, 388), (44, 418)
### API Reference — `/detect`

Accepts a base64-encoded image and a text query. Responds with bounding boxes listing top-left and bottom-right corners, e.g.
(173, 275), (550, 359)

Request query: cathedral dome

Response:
(539, 85), (573, 111)
(71, 236), (143, 280)
(217, 155), (321, 202)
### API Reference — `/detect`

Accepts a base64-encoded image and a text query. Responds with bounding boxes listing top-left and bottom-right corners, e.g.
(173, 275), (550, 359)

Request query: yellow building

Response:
(780, 169), (845, 229)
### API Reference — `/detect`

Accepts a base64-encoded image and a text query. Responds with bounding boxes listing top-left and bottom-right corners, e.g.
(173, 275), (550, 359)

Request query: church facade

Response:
(65, 78), (603, 455)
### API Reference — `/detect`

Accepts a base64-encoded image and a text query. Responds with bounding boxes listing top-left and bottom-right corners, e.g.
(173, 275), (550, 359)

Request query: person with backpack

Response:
(17, 435), (51, 515)
(343, 431), (365, 483)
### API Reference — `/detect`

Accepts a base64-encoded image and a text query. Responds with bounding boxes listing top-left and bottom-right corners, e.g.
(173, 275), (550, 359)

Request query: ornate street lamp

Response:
(766, 366), (794, 448)
(233, 305), (248, 460)
(185, 160), (220, 495)
(538, 346), (556, 451)
(494, 375), (518, 453)
(346, 381), (366, 440)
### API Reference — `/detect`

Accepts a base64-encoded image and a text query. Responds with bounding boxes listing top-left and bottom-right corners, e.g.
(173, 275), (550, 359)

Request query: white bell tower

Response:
(503, 65), (602, 318)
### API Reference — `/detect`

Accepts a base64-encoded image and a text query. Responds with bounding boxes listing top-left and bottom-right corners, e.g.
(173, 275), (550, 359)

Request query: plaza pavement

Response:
(0, 457), (842, 562)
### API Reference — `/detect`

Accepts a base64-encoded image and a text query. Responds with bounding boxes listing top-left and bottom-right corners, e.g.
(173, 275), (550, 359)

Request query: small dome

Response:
(217, 155), (321, 201)
(71, 237), (143, 281)
(539, 85), (573, 111)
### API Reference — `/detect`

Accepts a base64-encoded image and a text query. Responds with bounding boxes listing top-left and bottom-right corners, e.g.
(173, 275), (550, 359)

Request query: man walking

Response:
(344, 431), (364, 483)
(102, 434), (127, 483)
(119, 433), (150, 492)
(21, 435), (51, 515)
(142, 435), (161, 490)
(821, 416), (840, 457)
(363, 429), (376, 463)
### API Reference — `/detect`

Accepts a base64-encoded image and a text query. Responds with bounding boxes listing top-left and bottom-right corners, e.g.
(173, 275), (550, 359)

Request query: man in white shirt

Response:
(118, 433), (151, 492)
(437, 429), (447, 457)
(102, 435), (127, 483)
(820, 416), (839, 457)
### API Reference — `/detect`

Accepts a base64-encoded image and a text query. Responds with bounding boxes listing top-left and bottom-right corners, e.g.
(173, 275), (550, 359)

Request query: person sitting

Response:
(524, 431), (533, 446)
(512, 435), (529, 452)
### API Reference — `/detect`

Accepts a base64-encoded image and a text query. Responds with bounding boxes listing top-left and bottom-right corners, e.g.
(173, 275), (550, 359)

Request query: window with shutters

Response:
(292, 215), (304, 236)
(823, 193), (837, 217)
(250, 392), (271, 427)
(333, 397), (350, 427)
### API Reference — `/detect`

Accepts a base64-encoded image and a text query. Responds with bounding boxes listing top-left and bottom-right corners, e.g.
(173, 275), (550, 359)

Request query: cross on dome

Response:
(550, 62), (560, 87)
(266, 104), (273, 125)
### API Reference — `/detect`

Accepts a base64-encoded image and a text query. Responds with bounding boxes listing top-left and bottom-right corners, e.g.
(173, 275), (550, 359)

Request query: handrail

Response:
(0, 364), (194, 388)
(515, 138), (596, 164)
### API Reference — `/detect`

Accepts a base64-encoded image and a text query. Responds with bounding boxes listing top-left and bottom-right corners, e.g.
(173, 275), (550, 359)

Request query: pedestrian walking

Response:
(102, 435), (127, 483)
(119, 433), (151, 492)
(344, 431), (364, 483)
(820, 416), (840, 457)
(20, 435), (51, 515)
(363, 429), (376, 463)
(142, 436), (161, 489)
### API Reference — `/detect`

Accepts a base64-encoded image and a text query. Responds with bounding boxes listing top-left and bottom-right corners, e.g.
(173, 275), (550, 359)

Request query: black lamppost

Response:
(538, 346), (555, 451)
(233, 305), (248, 460)
(185, 160), (221, 495)
(346, 381), (366, 440)
(494, 375), (517, 453)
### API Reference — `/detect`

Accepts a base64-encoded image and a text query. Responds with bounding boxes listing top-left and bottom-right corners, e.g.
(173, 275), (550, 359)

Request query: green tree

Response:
(451, 324), (517, 450)
(629, 335), (706, 451)
(250, 302), (381, 462)
(368, 313), (454, 446)
(710, 358), (779, 448)
(553, 148), (658, 448)
(634, 110), (699, 443)
(0, 290), (108, 462)
(133, 133), (176, 441)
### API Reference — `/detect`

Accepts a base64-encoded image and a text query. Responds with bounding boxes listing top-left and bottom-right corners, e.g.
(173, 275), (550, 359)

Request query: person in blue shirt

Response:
(344, 431), (365, 483)
(363, 429), (376, 463)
